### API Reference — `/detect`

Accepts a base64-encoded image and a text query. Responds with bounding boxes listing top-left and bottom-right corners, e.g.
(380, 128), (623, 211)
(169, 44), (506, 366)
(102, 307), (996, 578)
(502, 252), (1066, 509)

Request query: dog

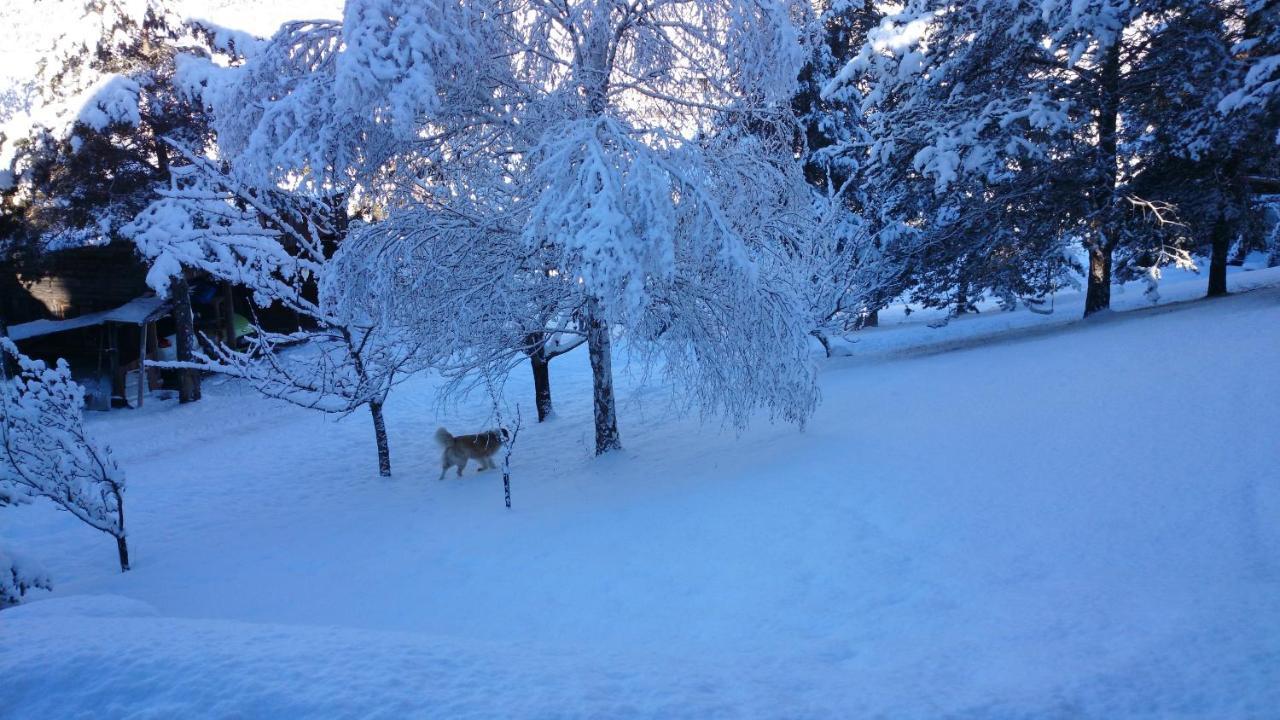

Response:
(435, 426), (510, 480)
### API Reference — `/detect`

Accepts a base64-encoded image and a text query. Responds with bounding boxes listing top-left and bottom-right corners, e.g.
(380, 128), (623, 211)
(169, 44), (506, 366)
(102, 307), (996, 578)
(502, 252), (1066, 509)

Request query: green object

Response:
(233, 314), (255, 337)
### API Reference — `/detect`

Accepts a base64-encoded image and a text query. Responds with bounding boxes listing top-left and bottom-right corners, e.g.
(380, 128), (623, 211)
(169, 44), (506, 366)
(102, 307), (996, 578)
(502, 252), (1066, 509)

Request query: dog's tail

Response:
(435, 427), (453, 446)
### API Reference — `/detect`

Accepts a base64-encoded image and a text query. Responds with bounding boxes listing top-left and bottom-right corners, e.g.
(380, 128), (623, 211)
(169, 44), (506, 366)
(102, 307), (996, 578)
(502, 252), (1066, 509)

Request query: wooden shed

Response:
(9, 295), (174, 409)
(2, 240), (243, 409)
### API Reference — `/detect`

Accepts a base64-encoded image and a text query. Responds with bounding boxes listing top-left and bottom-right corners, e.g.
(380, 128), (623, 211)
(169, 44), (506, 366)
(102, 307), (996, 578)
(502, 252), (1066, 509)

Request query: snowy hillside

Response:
(4, 271), (1278, 719)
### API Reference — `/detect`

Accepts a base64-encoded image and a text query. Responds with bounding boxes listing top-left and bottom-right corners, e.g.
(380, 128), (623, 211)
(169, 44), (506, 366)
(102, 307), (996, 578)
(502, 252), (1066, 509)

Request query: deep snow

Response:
(2, 267), (1279, 718)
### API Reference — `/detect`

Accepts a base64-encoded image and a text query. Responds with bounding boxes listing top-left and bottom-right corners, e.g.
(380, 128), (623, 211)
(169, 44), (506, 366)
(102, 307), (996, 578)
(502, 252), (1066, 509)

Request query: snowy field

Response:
(3, 266), (1280, 718)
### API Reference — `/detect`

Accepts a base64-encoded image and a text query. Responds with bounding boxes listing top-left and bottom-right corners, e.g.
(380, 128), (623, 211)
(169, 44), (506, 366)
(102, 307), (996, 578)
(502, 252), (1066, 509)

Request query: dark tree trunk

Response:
(170, 275), (201, 403)
(369, 401), (391, 477)
(116, 535), (131, 572)
(1084, 244), (1113, 317)
(113, 483), (130, 572)
(863, 309), (879, 328)
(585, 298), (621, 455)
(0, 315), (12, 377)
(953, 283), (972, 316)
(1084, 42), (1122, 319)
(530, 347), (553, 422)
(222, 283), (238, 348)
(811, 330), (832, 358)
(1207, 217), (1230, 297)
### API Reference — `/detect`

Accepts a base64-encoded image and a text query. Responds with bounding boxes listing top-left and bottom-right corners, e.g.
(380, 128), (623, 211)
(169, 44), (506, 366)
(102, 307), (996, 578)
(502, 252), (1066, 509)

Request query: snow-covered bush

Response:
(0, 339), (130, 572)
(0, 546), (52, 608)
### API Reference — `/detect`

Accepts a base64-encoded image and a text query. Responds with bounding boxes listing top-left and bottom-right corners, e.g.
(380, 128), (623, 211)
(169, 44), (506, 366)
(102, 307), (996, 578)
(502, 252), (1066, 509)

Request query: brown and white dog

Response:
(435, 427), (509, 480)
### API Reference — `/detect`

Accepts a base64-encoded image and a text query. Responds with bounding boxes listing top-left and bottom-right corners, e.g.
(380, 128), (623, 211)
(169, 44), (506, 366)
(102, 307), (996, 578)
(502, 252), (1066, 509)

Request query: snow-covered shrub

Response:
(0, 546), (52, 608)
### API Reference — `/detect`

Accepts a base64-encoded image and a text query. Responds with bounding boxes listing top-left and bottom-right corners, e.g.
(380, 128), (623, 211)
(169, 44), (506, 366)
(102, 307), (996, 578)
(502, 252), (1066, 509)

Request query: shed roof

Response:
(9, 295), (171, 341)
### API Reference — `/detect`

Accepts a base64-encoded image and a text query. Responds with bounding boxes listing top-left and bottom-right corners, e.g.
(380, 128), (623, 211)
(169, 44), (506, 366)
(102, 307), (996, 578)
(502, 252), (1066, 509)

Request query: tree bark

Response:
(863, 309), (879, 328)
(116, 535), (131, 572)
(0, 315), (13, 377)
(113, 483), (130, 572)
(585, 297), (621, 455)
(529, 345), (553, 422)
(1085, 42), (1122, 319)
(369, 400), (391, 477)
(1207, 217), (1230, 297)
(1084, 244), (1113, 317)
(222, 283), (238, 348)
(170, 275), (201, 403)
(811, 330), (832, 358)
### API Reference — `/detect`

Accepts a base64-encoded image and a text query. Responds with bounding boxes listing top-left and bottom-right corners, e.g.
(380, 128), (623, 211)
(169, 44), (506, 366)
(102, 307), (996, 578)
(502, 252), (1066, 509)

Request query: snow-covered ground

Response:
(3, 266), (1279, 718)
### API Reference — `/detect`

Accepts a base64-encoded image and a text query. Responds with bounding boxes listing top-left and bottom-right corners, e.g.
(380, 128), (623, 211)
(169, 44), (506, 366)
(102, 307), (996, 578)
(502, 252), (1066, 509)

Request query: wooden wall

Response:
(2, 242), (149, 324)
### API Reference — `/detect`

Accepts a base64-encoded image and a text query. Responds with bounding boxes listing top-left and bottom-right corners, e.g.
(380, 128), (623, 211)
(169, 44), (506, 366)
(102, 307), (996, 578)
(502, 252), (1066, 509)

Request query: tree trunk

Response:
(953, 283), (972, 316)
(222, 283), (238, 348)
(111, 483), (130, 572)
(1207, 217), (1230, 297)
(863, 309), (879, 328)
(1084, 244), (1113, 317)
(1084, 42), (1122, 319)
(585, 297), (621, 455)
(811, 330), (832, 358)
(170, 275), (201, 403)
(0, 315), (13, 377)
(116, 535), (131, 572)
(369, 401), (391, 477)
(530, 347), (553, 422)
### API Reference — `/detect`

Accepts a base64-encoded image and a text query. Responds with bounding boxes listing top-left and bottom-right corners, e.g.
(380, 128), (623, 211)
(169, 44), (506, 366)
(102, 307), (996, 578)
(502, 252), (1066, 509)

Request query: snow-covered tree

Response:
(197, 0), (821, 454)
(331, 202), (585, 424)
(0, 0), (219, 401)
(124, 147), (420, 477)
(1221, 0), (1280, 131)
(823, 0), (1255, 317)
(0, 339), (130, 572)
(1123, 1), (1269, 297)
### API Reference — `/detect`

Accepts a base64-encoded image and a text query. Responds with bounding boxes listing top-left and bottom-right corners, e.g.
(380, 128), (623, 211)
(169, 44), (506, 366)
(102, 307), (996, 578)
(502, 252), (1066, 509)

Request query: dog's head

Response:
(499, 427), (511, 442)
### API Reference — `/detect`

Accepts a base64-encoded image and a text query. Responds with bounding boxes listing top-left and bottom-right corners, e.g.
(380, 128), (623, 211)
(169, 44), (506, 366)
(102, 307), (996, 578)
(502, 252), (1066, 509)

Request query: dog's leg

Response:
(438, 457), (450, 481)
(457, 457), (467, 477)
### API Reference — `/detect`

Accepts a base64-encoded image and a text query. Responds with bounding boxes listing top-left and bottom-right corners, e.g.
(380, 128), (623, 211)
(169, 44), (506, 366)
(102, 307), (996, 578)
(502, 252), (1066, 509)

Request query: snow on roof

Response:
(102, 295), (172, 324)
(9, 295), (171, 341)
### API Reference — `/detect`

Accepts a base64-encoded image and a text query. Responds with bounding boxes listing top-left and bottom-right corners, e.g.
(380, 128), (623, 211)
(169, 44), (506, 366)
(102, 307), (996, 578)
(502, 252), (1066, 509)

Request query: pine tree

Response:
(1, 0), (212, 400)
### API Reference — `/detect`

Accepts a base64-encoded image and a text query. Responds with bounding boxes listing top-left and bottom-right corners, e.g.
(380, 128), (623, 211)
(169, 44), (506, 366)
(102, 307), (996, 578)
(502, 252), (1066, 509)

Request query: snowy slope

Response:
(2, 271), (1279, 718)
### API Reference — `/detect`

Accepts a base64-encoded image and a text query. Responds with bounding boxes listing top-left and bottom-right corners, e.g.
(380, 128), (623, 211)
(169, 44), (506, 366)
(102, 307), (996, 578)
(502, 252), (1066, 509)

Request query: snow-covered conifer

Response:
(822, 1), (1255, 317)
